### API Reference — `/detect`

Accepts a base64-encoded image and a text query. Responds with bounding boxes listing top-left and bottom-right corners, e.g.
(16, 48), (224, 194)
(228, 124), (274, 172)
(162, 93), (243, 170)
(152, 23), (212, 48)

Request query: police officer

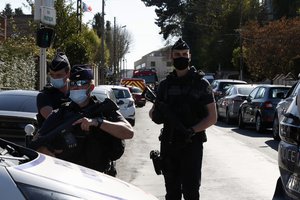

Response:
(149, 38), (217, 200)
(37, 52), (70, 126)
(33, 65), (134, 175)
(36, 52), (71, 155)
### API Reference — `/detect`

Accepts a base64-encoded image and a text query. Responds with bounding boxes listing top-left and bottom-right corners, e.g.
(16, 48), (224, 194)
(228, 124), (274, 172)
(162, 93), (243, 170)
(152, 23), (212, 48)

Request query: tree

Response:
(0, 36), (39, 89)
(3, 3), (13, 16)
(242, 17), (300, 81)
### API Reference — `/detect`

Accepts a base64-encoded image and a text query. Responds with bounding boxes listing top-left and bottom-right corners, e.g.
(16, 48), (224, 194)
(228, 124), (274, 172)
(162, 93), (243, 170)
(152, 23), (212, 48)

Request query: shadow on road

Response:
(215, 121), (279, 151)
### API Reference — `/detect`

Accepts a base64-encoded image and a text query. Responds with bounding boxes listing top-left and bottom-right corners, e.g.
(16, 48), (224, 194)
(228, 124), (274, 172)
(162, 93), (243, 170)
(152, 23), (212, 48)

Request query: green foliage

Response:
(0, 36), (38, 89)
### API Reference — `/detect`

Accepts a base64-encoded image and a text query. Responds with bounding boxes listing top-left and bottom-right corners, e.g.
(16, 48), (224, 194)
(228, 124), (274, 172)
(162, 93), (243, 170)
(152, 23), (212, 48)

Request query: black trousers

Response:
(161, 140), (203, 200)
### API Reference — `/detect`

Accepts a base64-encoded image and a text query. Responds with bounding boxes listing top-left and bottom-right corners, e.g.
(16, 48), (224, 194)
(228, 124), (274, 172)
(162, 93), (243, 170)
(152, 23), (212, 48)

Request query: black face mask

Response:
(173, 57), (189, 70)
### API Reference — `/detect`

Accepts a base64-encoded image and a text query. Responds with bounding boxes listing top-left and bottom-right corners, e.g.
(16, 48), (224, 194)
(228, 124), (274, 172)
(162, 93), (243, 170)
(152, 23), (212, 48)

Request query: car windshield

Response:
(112, 89), (131, 99)
(0, 94), (37, 112)
(238, 87), (254, 95)
(131, 87), (142, 93)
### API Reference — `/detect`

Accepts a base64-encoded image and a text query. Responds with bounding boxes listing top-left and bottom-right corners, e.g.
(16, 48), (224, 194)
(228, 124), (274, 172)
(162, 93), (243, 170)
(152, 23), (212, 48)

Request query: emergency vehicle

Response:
(132, 68), (158, 86)
(120, 77), (147, 91)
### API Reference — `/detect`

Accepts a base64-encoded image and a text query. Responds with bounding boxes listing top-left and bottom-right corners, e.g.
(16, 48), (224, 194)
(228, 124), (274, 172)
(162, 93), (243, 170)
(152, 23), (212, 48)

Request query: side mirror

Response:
(24, 124), (36, 147)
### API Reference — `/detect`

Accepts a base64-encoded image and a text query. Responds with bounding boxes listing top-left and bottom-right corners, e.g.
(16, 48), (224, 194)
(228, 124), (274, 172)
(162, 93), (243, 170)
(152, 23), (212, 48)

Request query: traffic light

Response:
(36, 27), (54, 48)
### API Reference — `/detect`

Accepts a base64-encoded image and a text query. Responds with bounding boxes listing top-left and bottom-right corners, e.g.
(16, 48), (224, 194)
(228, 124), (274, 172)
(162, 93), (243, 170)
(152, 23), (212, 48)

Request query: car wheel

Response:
(273, 115), (280, 141)
(255, 114), (264, 133)
(225, 109), (232, 125)
(238, 112), (245, 129)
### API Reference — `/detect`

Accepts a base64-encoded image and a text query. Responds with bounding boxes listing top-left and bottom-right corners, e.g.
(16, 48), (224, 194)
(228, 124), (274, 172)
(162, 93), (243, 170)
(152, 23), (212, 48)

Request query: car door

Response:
(242, 87), (260, 123)
(217, 86), (232, 118)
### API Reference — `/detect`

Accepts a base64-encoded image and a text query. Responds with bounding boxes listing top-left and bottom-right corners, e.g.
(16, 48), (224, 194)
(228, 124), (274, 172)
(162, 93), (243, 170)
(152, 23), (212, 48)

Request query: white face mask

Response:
(69, 89), (88, 104)
(50, 77), (66, 89)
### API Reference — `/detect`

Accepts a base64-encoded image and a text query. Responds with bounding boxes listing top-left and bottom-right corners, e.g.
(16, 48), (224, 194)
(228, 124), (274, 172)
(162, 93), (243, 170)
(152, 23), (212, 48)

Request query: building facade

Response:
(134, 46), (173, 82)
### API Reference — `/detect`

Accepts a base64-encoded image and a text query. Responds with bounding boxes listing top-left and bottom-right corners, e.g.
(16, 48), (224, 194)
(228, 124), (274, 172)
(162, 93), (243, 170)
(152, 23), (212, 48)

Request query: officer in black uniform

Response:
(36, 52), (71, 155)
(36, 52), (71, 127)
(149, 38), (217, 200)
(33, 65), (134, 175)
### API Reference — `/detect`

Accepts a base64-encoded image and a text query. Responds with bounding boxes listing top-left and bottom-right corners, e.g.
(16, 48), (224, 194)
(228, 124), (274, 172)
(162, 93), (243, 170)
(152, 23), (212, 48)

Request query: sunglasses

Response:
(69, 80), (90, 87)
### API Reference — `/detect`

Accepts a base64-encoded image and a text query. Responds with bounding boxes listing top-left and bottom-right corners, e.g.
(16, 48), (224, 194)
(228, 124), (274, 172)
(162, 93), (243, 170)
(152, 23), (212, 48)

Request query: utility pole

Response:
(99, 0), (105, 84)
(113, 17), (117, 82)
(76, 0), (82, 33)
(239, 0), (243, 81)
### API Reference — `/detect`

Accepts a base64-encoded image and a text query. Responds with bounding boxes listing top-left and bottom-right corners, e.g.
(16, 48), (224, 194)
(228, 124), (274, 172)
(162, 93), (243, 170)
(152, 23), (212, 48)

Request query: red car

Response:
(124, 85), (146, 107)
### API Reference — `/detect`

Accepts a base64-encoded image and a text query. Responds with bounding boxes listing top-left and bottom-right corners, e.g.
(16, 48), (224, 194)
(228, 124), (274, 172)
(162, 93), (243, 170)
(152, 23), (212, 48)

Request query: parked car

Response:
(211, 79), (247, 101)
(238, 84), (291, 132)
(272, 80), (300, 140)
(0, 138), (158, 200)
(101, 85), (136, 126)
(0, 90), (39, 139)
(92, 85), (118, 103)
(203, 74), (214, 84)
(216, 84), (257, 124)
(273, 88), (300, 199)
(125, 85), (146, 107)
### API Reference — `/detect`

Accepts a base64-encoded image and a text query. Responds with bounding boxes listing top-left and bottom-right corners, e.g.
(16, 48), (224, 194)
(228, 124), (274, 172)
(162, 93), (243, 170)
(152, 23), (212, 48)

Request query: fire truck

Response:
(120, 78), (146, 91)
(132, 68), (158, 87)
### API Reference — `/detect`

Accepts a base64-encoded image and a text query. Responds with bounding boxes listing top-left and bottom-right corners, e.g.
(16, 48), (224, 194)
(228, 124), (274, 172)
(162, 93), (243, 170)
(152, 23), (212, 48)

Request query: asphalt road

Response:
(116, 102), (280, 200)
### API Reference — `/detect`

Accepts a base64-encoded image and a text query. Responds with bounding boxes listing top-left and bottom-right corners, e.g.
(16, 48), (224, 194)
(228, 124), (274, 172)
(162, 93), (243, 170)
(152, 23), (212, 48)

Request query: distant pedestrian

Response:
(149, 38), (217, 200)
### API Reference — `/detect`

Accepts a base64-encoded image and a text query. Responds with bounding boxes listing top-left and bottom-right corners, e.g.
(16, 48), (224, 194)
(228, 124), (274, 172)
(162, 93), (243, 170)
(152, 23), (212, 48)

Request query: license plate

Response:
(287, 175), (300, 193)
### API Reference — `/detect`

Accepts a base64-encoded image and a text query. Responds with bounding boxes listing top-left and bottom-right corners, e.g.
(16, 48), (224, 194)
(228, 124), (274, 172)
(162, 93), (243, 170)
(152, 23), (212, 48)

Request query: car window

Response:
(225, 87), (232, 96)
(131, 87), (142, 93)
(249, 87), (259, 99)
(113, 89), (131, 99)
(291, 81), (300, 97)
(255, 88), (266, 99)
(211, 81), (218, 89)
(0, 94), (37, 112)
(269, 88), (291, 99)
(238, 87), (254, 95)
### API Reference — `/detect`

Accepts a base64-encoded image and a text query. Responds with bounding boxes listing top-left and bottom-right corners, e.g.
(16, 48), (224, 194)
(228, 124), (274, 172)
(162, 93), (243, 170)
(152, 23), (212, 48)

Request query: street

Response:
(116, 102), (280, 200)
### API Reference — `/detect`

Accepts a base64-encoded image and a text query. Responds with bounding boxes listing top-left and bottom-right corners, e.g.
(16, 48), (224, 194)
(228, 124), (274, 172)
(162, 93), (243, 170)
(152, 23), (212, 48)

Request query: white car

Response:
(93, 85), (136, 126)
(0, 138), (158, 200)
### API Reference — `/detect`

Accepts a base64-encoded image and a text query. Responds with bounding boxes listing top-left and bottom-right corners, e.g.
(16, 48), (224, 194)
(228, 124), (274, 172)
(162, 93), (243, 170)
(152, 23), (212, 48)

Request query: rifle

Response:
(142, 86), (195, 143)
(29, 98), (119, 150)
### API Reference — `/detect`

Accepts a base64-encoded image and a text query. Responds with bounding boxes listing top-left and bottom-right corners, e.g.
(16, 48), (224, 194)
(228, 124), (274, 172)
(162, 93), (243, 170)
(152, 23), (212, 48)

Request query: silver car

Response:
(217, 84), (257, 124)
(0, 138), (158, 200)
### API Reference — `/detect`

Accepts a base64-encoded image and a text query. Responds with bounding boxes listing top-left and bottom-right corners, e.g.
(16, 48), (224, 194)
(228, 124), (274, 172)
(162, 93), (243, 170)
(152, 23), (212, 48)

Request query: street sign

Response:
(34, 0), (55, 22)
(40, 6), (56, 26)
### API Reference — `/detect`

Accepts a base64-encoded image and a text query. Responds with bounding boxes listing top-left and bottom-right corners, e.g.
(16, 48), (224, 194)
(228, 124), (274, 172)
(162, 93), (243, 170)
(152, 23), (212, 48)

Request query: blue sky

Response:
(0, 0), (166, 69)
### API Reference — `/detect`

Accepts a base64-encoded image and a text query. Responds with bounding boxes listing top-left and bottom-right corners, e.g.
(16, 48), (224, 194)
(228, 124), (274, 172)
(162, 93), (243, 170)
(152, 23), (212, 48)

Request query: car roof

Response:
(213, 79), (247, 83)
(253, 84), (291, 88)
(103, 85), (130, 91)
(0, 89), (39, 96)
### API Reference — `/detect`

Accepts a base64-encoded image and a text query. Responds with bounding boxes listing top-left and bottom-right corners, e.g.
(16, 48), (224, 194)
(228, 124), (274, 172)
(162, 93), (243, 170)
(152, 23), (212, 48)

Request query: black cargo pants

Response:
(161, 137), (204, 200)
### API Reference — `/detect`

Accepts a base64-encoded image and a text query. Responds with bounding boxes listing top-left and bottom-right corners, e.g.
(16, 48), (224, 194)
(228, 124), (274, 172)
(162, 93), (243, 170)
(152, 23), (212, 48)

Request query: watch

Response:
(97, 117), (103, 128)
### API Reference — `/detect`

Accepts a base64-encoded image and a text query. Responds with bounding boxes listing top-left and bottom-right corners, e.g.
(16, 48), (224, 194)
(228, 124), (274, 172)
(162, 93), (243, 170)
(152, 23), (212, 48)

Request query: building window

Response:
(150, 61), (155, 67)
